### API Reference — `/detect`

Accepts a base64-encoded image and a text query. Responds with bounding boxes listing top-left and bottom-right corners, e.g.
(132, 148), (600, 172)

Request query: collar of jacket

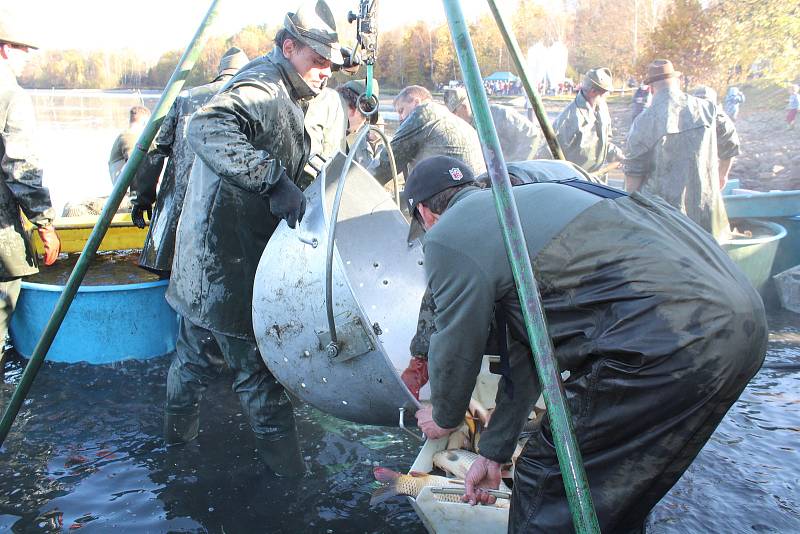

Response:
(268, 47), (319, 101)
(446, 185), (482, 211)
(575, 89), (596, 112)
(0, 61), (19, 88)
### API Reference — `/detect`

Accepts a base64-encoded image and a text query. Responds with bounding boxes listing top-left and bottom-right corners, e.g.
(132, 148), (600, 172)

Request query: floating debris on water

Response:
(26, 250), (161, 286)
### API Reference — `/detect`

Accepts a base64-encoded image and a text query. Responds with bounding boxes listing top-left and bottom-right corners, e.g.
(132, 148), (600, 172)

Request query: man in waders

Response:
(164, 0), (342, 477)
(336, 78), (384, 168)
(130, 47), (249, 275)
(0, 17), (61, 371)
(625, 59), (740, 240)
(541, 67), (623, 177)
(444, 86), (541, 162)
(368, 85), (486, 184)
(410, 155), (767, 532)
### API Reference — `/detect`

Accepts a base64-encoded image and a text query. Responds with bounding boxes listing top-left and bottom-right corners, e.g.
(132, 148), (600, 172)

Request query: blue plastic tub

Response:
(10, 280), (178, 364)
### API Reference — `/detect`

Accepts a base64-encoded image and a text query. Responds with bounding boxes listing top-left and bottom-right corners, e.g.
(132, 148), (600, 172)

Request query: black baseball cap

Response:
(402, 156), (476, 243)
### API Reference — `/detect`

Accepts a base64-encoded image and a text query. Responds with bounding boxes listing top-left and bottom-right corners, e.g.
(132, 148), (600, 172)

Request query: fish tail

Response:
(369, 483), (401, 506)
(373, 466), (400, 483)
(370, 467), (403, 506)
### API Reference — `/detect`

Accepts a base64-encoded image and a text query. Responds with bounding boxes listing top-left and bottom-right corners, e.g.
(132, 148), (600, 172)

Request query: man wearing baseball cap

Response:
(164, 0), (343, 477)
(541, 67), (623, 176)
(0, 12), (61, 372)
(408, 155), (766, 532)
(625, 59), (740, 240)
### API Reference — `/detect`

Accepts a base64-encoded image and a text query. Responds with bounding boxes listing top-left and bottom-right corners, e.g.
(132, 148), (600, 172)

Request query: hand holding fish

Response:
(463, 455), (502, 506)
(416, 405), (458, 440)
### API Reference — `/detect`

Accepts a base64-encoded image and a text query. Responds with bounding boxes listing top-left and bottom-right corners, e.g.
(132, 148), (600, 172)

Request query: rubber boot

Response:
(255, 428), (306, 477)
(163, 411), (200, 446)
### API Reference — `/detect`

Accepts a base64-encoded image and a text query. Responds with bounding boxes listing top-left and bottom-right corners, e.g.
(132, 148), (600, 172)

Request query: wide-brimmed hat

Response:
(644, 59), (681, 84)
(217, 47), (249, 76)
(284, 0), (343, 65)
(583, 67), (613, 92)
(443, 87), (468, 113)
(0, 12), (38, 50)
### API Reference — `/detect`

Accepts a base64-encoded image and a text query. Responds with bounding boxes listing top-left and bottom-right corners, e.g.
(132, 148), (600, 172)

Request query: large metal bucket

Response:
(252, 153), (426, 426)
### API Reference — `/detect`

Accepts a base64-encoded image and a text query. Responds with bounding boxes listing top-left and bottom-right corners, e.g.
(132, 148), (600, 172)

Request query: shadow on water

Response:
(1, 310), (798, 532)
(0, 355), (424, 533)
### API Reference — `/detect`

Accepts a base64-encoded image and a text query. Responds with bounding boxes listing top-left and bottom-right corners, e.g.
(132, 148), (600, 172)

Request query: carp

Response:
(370, 467), (509, 508)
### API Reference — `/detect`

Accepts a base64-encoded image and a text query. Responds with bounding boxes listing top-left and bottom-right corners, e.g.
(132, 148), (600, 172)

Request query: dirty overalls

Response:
(507, 191), (767, 532)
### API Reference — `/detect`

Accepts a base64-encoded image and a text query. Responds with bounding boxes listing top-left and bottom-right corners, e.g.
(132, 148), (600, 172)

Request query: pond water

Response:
(25, 251), (161, 286)
(1, 310), (798, 533)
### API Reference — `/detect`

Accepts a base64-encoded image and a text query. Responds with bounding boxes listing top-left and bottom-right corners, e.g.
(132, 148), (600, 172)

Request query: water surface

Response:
(1, 311), (797, 532)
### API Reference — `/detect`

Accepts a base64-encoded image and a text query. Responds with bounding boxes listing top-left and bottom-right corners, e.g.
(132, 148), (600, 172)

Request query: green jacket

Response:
(409, 160), (600, 358)
(424, 183), (763, 462)
(303, 87), (347, 187)
(0, 62), (55, 279)
(166, 48), (314, 339)
(486, 104), (541, 162)
(370, 101), (486, 184)
(625, 88), (740, 238)
(135, 75), (234, 272)
(546, 90), (622, 173)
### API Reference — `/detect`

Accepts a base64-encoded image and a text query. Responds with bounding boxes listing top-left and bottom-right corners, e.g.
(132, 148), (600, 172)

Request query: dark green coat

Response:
(424, 183), (765, 465)
(0, 62), (55, 279)
(166, 48), (314, 339)
(625, 88), (740, 238)
(134, 75), (233, 272)
(370, 101), (486, 184)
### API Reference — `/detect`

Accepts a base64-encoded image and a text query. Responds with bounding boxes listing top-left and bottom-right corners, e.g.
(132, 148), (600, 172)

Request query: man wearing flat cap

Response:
(543, 67), (623, 177)
(0, 12), (61, 370)
(164, 0), (343, 477)
(409, 154), (766, 533)
(336, 78), (384, 168)
(132, 47), (250, 274)
(625, 59), (740, 239)
(444, 86), (541, 162)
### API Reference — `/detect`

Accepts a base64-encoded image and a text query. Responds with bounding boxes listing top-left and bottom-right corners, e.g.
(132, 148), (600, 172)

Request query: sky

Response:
(17, 0), (494, 62)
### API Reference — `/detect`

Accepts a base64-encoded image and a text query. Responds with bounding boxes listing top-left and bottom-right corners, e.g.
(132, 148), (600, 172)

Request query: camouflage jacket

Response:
(134, 76), (232, 272)
(303, 87), (347, 188)
(0, 62), (55, 279)
(547, 90), (622, 173)
(424, 184), (763, 463)
(487, 104), (541, 162)
(625, 88), (740, 238)
(370, 101), (486, 184)
(166, 48), (314, 339)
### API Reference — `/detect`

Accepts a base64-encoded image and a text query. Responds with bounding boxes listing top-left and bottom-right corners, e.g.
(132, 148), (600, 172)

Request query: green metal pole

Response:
(0, 0), (224, 447)
(485, 0), (565, 161)
(441, 1), (600, 532)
